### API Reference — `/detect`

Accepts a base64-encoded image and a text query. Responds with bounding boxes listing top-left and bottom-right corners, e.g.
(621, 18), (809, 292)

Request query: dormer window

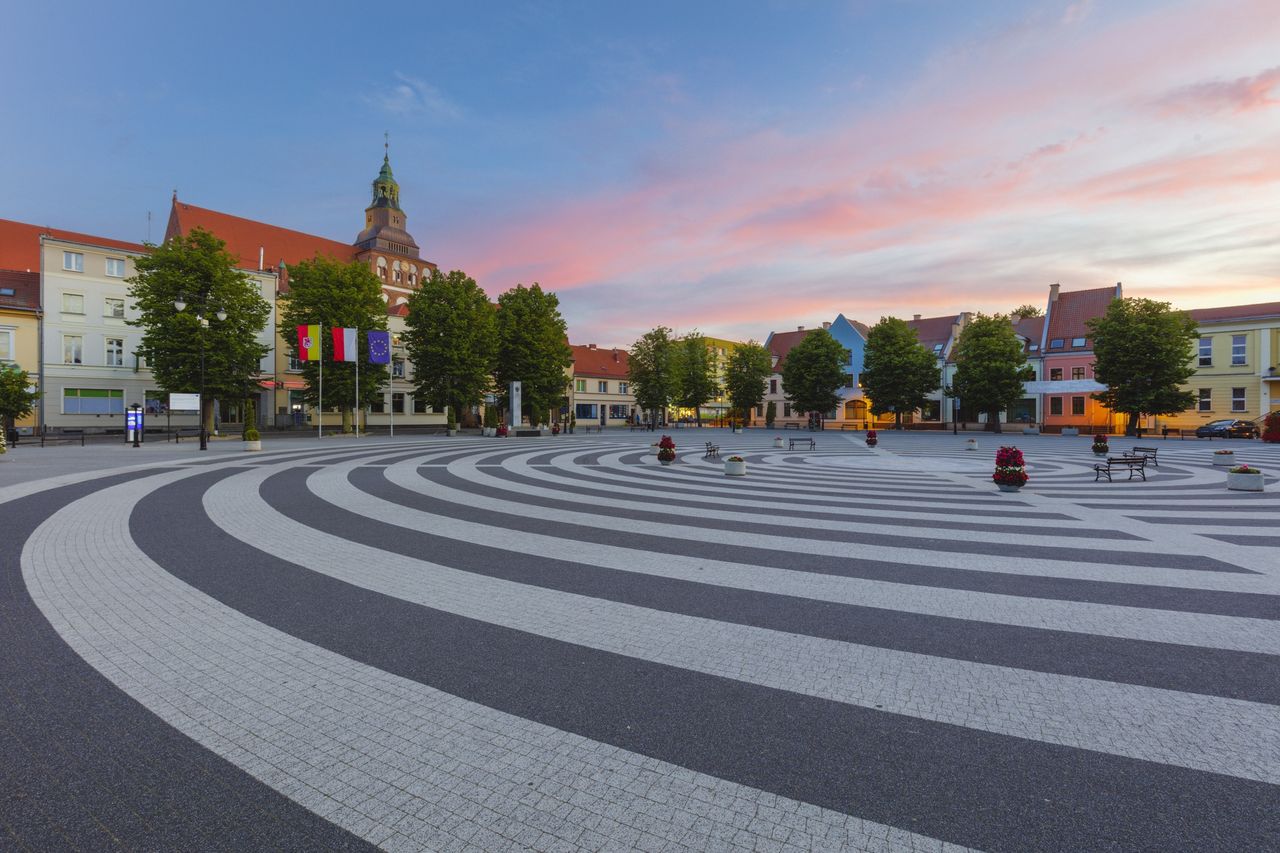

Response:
(1071, 337), (1086, 347)
(1029, 344), (1039, 351)
(932, 343), (943, 353)
(1049, 338), (1064, 349)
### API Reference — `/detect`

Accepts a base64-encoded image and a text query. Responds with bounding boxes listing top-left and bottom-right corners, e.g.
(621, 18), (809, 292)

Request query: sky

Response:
(2, 0), (1278, 347)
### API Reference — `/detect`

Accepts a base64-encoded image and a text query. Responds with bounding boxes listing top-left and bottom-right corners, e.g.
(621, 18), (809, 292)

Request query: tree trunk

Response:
(341, 407), (353, 434)
(989, 410), (1002, 433)
(203, 400), (215, 436)
(894, 410), (902, 429)
(1125, 411), (1139, 436)
(695, 405), (701, 426)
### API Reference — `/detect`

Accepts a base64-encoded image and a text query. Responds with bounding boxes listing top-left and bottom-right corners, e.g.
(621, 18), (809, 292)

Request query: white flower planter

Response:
(724, 459), (747, 476)
(996, 483), (1022, 493)
(965, 438), (978, 451)
(650, 444), (660, 456)
(773, 437), (784, 448)
(1227, 472), (1264, 492)
(243, 440), (262, 452)
(1061, 427), (1079, 436)
(1212, 452), (1234, 467)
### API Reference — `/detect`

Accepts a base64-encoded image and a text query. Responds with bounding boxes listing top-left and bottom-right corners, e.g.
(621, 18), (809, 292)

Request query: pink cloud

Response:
(1155, 66), (1280, 116)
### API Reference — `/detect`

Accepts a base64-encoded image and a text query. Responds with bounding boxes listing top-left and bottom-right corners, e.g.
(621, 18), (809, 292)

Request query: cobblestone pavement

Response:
(3, 431), (1278, 851)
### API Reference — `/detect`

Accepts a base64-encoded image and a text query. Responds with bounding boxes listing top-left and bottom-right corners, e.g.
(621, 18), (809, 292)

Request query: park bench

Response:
(789, 437), (816, 451)
(1131, 446), (1159, 467)
(1093, 455), (1147, 482)
(170, 428), (203, 442)
(40, 431), (85, 447)
(782, 422), (801, 430)
(703, 441), (720, 459)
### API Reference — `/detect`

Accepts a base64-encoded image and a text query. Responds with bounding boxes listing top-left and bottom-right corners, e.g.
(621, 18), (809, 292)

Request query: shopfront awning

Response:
(1023, 379), (1107, 394)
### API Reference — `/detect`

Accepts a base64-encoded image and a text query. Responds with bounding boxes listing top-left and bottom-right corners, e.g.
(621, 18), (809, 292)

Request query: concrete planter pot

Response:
(1212, 452), (1234, 467)
(1227, 472), (1264, 492)
(650, 444), (661, 455)
(996, 483), (1023, 493)
(658, 457), (674, 466)
(1061, 427), (1079, 436)
(724, 459), (747, 476)
(965, 438), (978, 451)
(773, 437), (784, 448)
(243, 440), (262, 452)
(447, 429), (458, 437)
(1021, 427), (1040, 435)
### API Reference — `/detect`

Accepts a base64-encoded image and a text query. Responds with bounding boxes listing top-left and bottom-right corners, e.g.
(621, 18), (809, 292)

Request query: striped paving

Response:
(3, 430), (1279, 851)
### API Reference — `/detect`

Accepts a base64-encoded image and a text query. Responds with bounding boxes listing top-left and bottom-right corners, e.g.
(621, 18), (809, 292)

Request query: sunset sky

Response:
(3, 0), (1277, 347)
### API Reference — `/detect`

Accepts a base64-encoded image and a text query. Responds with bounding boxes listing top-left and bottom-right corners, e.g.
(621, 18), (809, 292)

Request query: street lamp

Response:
(174, 296), (226, 451)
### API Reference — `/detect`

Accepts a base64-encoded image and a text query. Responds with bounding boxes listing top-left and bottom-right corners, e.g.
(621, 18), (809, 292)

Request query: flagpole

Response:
(318, 325), (323, 440)
(389, 356), (394, 438)
(354, 342), (360, 439)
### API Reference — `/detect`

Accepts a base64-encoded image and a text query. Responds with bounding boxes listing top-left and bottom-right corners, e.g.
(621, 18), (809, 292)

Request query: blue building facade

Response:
(827, 314), (869, 423)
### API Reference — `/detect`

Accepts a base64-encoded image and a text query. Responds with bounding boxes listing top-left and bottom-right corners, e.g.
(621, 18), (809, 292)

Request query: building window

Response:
(920, 400), (941, 421)
(1198, 388), (1211, 412)
(755, 405), (763, 417)
(288, 355), (303, 372)
(391, 392), (404, 414)
(783, 403), (791, 417)
(104, 297), (125, 319)
(932, 343), (943, 354)
(63, 251), (84, 272)
(598, 380), (608, 393)
(63, 335), (83, 364)
(1231, 335), (1246, 366)
(1071, 337), (1086, 347)
(392, 359), (405, 379)
(1071, 367), (1084, 380)
(1049, 338), (1064, 349)
(608, 404), (629, 419)
(63, 387), (123, 414)
(1232, 387), (1246, 412)
(1049, 368), (1063, 381)
(575, 379), (586, 392)
(105, 258), (126, 277)
(0, 329), (13, 361)
(1049, 397), (1063, 416)
(62, 292), (85, 314)
(770, 378), (777, 394)
(1071, 396), (1085, 416)
(575, 403), (597, 419)
(413, 396), (427, 414)
(1198, 337), (1212, 366)
(370, 397), (385, 414)
(105, 337), (124, 367)
(618, 382), (628, 394)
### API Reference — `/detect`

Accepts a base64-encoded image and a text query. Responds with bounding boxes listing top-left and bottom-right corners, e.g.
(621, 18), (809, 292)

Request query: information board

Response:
(169, 393), (201, 411)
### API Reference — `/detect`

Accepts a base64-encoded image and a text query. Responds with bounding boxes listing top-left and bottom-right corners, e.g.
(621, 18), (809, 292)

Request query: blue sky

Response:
(3, 1), (1278, 346)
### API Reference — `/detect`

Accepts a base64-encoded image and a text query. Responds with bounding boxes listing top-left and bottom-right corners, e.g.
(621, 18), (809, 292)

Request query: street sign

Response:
(169, 393), (201, 411)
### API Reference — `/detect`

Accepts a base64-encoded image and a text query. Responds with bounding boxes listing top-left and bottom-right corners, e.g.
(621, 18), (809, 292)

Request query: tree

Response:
(724, 341), (772, 425)
(404, 269), (496, 425)
(494, 283), (572, 426)
(628, 327), (677, 427)
(948, 313), (1033, 434)
(128, 228), (271, 436)
(279, 255), (389, 433)
(765, 400), (777, 428)
(1088, 298), (1198, 435)
(0, 363), (39, 444)
(672, 332), (719, 425)
(781, 329), (846, 418)
(860, 317), (941, 428)
(1011, 304), (1043, 319)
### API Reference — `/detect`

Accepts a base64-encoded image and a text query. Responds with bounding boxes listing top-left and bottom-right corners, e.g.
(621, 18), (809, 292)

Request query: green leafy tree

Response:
(861, 317), (941, 429)
(494, 283), (572, 426)
(672, 332), (719, 425)
(724, 341), (771, 425)
(404, 269), (496, 426)
(1011, 304), (1043, 319)
(0, 363), (39, 447)
(128, 228), (271, 435)
(628, 327), (677, 427)
(280, 255), (389, 433)
(781, 329), (846, 418)
(765, 400), (777, 428)
(1088, 297), (1198, 435)
(948, 314), (1033, 434)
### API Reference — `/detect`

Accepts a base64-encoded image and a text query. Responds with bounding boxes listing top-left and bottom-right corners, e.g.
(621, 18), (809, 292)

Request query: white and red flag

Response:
(331, 327), (358, 362)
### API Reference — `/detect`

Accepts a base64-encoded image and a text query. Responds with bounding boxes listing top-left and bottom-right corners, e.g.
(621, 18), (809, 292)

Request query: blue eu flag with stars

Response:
(367, 330), (391, 364)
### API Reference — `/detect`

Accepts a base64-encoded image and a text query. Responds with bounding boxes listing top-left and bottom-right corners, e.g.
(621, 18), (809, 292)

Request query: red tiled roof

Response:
(1044, 285), (1120, 353)
(1187, 301), (1280, 323)
(571, 344), (629, 379)
(849, 319), (870, 336)
(905, 315), (956, 349)
(165, 198), (356, 273)
(1013, 315), (1045, 343)
(766, 328), (816, 372)
(0, 269), (40, 311)
(0, 218), (146, 271)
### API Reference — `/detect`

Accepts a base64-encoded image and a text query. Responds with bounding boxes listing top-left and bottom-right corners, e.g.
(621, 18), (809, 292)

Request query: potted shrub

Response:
(765, 401), (776, 429)
(483, 405), (498, 437)
(1092, 434), (1109, 456)
(865, 429), (878, 447)
(1262, 412), (1280, 443)
(1227, 464), (1264, 492)
(657, 434), (676, 465)
(993, 446), (1028, 492)
(243, 425), (262, 452)
(773, 436), (784, 448)
(447, 410), (458, 437)
(1213, 449), (1234, 467)
(724, 455), (747, 476)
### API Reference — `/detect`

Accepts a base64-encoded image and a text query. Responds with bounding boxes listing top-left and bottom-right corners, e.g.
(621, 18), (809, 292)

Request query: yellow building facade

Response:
(0, 271), (41, 432)
(1163, 302), (1280, 430)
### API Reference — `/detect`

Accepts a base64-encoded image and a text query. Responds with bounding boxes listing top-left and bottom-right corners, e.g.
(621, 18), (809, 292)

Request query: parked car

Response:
(1195, 419), (1260, 439)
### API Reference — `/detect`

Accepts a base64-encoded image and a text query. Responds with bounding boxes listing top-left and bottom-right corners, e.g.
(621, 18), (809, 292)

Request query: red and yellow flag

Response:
(296, 324), (321, 361)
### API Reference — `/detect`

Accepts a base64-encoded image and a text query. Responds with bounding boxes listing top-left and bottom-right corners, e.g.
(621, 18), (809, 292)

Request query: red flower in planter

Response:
(993, 445), (1028, 486)
(658, 435), (676, 450)
(866, 429), (878, 447)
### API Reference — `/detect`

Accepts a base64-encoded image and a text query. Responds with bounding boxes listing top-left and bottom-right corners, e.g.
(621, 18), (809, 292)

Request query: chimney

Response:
(797, 325), (804, 331)
(258, 246), (264, 271)
(913, 314), (921, 321)
(588, 343), (596, 349)
(1115, 281), (1123, 298)
(822, 321), (831, 330)
(1049, 282), (1060, 303)
(612, 349), (619, 361)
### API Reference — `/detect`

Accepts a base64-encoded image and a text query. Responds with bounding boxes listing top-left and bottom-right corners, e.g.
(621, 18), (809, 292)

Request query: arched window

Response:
(376, 257), (388, 280)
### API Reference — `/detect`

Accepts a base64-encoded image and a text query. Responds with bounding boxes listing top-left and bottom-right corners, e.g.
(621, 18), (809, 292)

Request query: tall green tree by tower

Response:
(494, 284), (572, 426)
(403, 269), (496, 423)
(781, 329), (846, 419)
(723, 342), (771, 425)
(128, 228), (271, 436)
(860, 317), (941, 428)
(948, 314), (1033, 434)
(280, 255), (389, 433)
(672, 332), (719, 425)
(628, 327), (677, 427)
(1088, 298), (1198, 435)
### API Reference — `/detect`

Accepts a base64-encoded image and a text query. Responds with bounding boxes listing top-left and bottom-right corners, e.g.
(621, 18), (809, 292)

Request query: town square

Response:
(2, 2), (1279, 851)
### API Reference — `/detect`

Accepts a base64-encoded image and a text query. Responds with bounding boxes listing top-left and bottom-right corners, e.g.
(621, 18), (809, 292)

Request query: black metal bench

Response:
(1094, 455), (1146, 482)
(1131, 446), (1159, 467)
(170, 428), (203, 443)
(40, 431), (86, 447)
(703, 441), (720, 459)
(789, 437), (816, 451)
(782, 422), (801, 430)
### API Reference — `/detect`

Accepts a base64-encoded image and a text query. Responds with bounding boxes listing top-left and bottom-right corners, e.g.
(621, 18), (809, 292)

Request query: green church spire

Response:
(371, 135), (401, 210)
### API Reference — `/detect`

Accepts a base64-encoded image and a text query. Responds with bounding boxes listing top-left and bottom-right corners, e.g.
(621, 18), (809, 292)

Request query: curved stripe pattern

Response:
(6, 431), (1280, 851)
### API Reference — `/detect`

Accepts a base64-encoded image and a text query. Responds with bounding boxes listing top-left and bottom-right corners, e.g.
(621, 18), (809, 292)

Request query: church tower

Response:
(352, 142), (434, 304)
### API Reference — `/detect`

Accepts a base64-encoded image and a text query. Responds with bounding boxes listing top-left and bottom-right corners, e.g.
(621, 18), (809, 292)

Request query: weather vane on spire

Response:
(384, 131), (389, 156)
